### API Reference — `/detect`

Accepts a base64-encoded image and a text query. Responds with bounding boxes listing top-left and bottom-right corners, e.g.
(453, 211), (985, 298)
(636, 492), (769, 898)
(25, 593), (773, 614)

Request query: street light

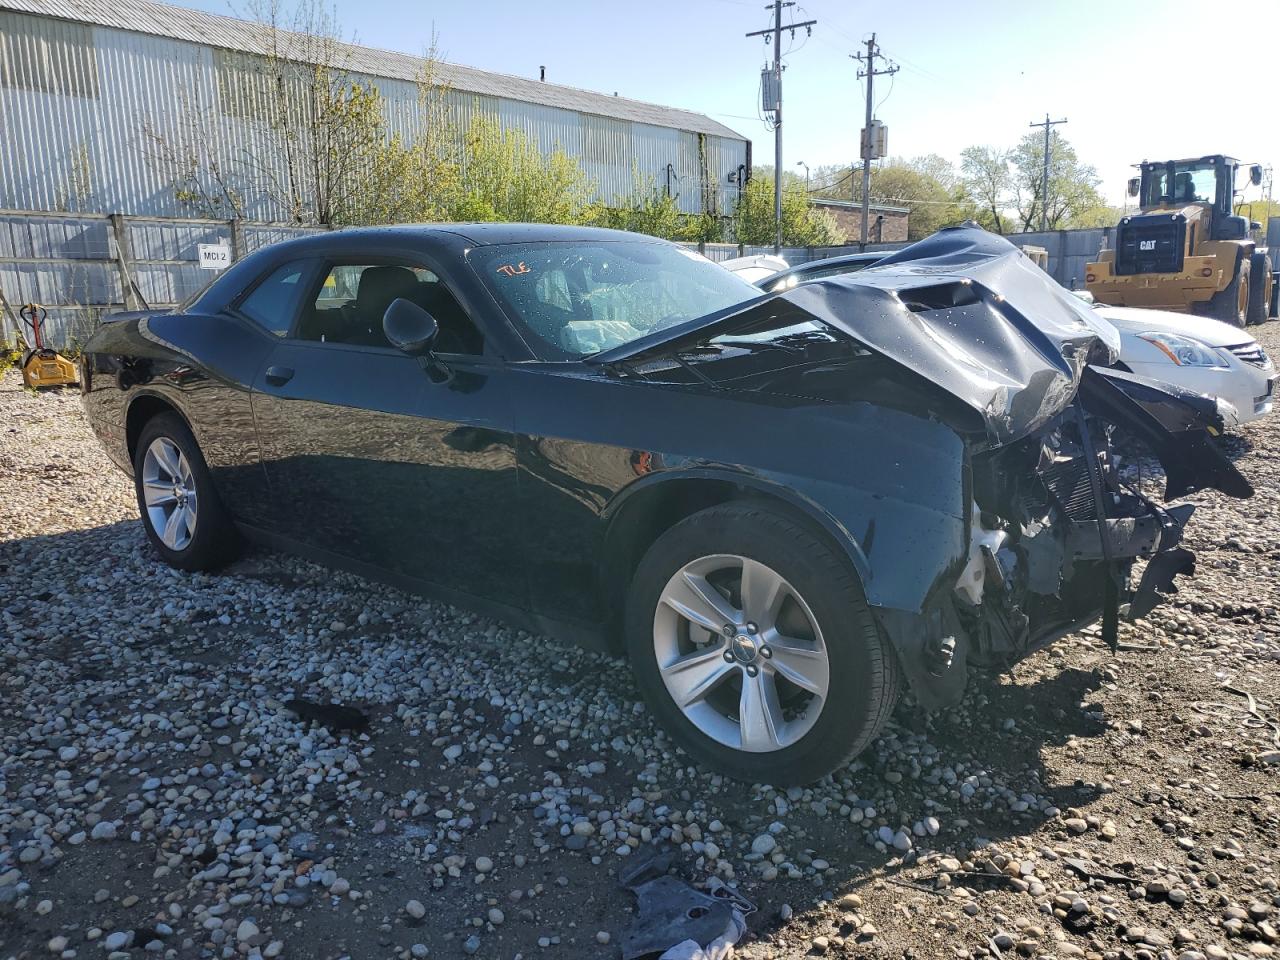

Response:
(796, 161), (809, 192)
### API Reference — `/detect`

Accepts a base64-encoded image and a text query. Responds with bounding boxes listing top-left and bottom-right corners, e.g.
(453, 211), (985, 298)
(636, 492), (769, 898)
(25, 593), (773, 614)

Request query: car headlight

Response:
(1137, 331), (1228, 368)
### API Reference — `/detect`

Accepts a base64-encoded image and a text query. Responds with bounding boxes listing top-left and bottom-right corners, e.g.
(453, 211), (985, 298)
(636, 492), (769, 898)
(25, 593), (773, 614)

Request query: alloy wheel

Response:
(653, 554), (830, 753)
(141, 437), (198, 551)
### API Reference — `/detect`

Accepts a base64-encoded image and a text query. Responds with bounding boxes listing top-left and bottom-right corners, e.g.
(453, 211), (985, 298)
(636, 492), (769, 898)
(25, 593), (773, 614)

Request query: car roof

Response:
(315, 223), (660, 246)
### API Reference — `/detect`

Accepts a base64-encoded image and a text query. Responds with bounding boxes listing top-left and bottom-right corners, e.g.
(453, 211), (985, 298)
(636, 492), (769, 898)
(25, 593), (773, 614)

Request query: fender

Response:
(601, 465), (876, 591)
(599, 400), (970, 620)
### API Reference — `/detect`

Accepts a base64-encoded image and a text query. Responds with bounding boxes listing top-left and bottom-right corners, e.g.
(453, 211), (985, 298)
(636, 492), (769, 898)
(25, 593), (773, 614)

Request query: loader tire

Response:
(1204, 255), (1249, 327)
(1247, 251), (1272, 325)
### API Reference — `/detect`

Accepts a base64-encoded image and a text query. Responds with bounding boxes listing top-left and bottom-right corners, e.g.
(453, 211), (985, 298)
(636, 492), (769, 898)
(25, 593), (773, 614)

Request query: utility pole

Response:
(852, 34), (897, 245)
(1029, 113), (1067, 231)
(747, 2), (816, 254)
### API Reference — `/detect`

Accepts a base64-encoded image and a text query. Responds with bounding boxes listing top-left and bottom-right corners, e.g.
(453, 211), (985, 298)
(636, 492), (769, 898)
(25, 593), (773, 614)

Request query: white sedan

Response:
(1095, 306), (1275, 429)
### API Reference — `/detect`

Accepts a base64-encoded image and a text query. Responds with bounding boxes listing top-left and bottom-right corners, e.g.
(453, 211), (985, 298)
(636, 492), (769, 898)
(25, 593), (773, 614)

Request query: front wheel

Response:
(133, 412), (241, 572)
(1202, 256), (1249, 327)
(625, 502), (900, 785)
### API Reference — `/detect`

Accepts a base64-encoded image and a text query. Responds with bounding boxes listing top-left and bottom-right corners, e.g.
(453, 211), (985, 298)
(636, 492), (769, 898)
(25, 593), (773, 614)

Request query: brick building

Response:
(809, 199), (910, 243)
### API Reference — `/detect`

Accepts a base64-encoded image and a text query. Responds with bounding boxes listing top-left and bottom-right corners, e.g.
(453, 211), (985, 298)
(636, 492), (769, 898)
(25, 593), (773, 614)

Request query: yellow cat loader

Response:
(1086, 155), (1272, 327)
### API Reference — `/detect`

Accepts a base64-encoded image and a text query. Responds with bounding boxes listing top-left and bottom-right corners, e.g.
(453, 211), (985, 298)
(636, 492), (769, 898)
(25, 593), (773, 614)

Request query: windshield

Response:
(1142, 160), (1220, 207)
(469, 240), (761, 358)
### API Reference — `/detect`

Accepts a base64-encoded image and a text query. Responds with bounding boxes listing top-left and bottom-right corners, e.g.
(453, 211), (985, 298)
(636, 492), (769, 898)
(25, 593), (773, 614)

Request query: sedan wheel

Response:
(626, 502), (900, 785)
(654, 554), (829, 752)
(141, 437), (199, 551)
(133, 412), (240, 572)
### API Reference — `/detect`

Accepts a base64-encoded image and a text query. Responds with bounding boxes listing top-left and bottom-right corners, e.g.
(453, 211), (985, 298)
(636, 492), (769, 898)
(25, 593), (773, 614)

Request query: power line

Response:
(746, 2), (817, 254)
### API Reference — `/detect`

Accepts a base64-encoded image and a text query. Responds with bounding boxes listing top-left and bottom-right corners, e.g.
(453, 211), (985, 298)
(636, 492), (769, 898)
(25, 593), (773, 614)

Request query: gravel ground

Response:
(2, 328), (1279, 960)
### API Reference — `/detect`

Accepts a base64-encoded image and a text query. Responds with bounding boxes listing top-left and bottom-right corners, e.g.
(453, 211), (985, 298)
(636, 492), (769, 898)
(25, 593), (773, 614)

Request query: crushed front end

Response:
(828, 227), (1254, 706)
(954, 365), (1251, 684)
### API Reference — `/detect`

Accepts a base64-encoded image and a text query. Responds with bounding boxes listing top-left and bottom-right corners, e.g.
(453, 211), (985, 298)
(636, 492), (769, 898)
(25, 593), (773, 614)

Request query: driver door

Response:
(250, 257), (526, 608)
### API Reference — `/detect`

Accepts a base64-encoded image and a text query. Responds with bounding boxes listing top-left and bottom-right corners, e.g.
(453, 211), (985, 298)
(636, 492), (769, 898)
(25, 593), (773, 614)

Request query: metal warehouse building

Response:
(0, 0), (749, 221)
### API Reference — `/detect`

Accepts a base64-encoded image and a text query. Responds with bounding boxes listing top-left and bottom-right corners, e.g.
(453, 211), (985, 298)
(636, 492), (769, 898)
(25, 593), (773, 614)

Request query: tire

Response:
(1247, 251), (1273, 325)
(133, 411), (240, 572)
(624, 502), (900, 785)
(1203, 254), (1249, 327)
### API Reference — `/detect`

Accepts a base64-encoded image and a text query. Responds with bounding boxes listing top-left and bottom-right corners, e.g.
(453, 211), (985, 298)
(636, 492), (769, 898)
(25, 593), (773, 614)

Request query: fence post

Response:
(230, 218), (246, 262)
(737, 242), (744, 257)
(697, 241), (705, 257)
(109, 213), (141, 311)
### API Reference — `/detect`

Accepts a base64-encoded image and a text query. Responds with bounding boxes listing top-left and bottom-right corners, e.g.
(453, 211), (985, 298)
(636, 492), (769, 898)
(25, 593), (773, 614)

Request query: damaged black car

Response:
(79, 223), (1251, 785)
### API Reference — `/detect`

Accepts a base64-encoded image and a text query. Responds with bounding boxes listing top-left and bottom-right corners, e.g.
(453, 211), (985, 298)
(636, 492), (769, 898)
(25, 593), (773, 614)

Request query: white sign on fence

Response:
(197, 243), (232, 270)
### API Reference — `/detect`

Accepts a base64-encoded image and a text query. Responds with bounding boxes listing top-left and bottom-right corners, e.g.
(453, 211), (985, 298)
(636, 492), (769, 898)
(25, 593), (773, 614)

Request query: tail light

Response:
(1200, 267), (1213, 278)
(1085, 273), (1096, 283)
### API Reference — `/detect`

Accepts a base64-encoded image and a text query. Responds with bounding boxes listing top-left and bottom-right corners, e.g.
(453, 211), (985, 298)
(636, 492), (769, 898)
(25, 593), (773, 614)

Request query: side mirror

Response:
(1251, 164), (1264, 186)
(1252, 221), (1263, 231)
(383, 298), (438, 356)
(1127, 177), (1140, 198)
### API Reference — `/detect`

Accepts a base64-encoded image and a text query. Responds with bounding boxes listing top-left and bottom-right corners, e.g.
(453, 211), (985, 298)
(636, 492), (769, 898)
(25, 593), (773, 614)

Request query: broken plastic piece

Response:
(621, 851), (755, 960)
(658, 910), (747, 960)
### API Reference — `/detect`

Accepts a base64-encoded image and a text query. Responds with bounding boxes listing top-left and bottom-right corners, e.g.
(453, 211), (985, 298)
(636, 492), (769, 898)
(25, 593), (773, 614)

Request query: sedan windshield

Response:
(470, 240), (761, 358)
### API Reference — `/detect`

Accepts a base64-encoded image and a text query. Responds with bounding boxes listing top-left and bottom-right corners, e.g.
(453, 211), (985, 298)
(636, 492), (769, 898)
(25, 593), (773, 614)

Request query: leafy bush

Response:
(734, 174), (843, 246)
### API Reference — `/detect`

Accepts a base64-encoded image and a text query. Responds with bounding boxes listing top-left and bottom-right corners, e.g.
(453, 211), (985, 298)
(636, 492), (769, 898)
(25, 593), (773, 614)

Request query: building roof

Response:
(1, 0), (746, 140)
(809, 198), (911, 215)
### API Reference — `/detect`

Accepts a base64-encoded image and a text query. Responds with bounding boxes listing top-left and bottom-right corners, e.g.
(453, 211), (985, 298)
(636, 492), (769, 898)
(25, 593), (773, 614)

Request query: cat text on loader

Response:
(1086, 156), (1272, 328)
(18, 303), (78, 390)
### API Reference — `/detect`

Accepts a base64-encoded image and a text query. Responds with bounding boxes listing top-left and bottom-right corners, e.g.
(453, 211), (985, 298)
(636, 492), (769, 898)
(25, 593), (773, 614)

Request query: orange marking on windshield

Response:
(495, 262), (531, 277)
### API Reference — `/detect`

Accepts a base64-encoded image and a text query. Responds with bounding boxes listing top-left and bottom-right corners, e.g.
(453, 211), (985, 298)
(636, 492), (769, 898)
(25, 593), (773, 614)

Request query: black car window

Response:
(237, 262), (311, 336)
(296, 263), (484, 355)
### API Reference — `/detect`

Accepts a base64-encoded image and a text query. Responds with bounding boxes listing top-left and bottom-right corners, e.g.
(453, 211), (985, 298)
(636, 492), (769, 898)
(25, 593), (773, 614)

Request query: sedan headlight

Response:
(1137, 331), (1229, 368)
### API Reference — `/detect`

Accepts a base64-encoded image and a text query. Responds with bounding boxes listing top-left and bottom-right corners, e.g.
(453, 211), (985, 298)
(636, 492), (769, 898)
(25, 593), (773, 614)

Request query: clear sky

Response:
(176, 0), (1279, 206)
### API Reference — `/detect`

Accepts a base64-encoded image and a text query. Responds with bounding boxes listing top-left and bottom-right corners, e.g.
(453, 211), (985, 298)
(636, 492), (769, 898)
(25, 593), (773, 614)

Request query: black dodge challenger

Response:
(80, 223), (1251, 784)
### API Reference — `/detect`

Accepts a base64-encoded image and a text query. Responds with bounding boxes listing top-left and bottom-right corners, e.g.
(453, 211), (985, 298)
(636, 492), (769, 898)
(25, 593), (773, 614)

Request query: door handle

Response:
(265, 365), (294, 386)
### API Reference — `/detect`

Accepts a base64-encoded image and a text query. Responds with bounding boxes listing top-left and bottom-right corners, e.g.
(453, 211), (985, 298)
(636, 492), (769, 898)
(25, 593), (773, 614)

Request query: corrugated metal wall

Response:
(0, 210), (325, 346)
(0, 9), (748, 221)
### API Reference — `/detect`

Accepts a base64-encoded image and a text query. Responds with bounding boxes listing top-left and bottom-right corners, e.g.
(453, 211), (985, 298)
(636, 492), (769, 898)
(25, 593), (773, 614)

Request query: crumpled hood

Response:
(594, 225), (1120, 446)
(790, 225), (1121, 444)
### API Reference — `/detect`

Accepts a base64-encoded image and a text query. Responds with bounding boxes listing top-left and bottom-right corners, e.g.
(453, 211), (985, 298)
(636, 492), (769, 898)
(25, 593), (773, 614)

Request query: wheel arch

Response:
(597, 469), (873, 648)
(125, 391), (195, 465)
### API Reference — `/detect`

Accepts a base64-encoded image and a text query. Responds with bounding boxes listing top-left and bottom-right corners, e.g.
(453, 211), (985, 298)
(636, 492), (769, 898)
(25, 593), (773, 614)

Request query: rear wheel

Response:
(624, 502), (899, 785)
(1247, 252), (1272, 325)
(133, 412), (240, 571)
(1202, 255), (1249, 327)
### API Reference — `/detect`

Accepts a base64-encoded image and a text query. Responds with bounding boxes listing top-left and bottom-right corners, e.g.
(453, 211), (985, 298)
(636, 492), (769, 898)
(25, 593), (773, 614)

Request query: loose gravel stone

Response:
(3, 327), (1280, 960)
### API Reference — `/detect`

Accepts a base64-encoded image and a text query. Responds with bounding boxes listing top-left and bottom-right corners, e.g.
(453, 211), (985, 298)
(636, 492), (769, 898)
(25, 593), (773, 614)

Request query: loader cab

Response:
(1131, 156), (1260, 243)
(1136, 156), (1234, 216)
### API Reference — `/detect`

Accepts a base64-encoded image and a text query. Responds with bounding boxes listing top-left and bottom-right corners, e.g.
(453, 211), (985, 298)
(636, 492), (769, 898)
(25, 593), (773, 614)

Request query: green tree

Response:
(809, 158), (965, 241)
(243, 0), (397, 225)
(960, 145), (1013, 234)
(865, 161), (963, 240)
(735, 169), (842, 245)
(588, 168), (689, 239)
(443, 114), (595, 224)
(1235, 199), (1280, 233)
(1011, 130), (1105, 231)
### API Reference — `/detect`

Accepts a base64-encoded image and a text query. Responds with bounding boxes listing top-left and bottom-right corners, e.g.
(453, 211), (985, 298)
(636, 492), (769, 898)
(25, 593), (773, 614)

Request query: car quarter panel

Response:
(80, 311), (276, 528)
(510, 365), (968, 625)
